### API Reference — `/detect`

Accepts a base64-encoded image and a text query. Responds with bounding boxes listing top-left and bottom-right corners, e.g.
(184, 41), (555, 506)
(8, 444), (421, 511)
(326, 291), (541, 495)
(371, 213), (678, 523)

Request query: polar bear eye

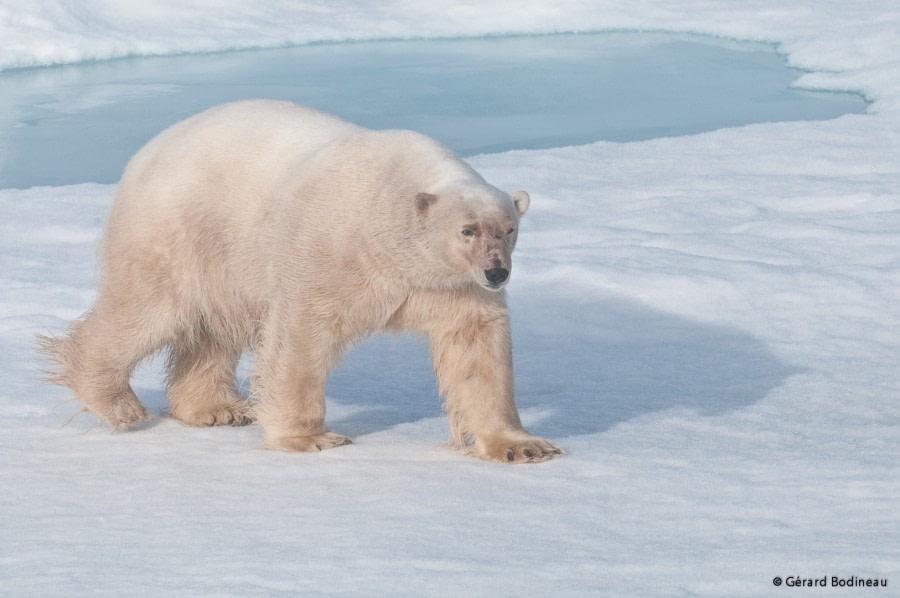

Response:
(461, 228), (475, 237)
(507, 227), (516, 235)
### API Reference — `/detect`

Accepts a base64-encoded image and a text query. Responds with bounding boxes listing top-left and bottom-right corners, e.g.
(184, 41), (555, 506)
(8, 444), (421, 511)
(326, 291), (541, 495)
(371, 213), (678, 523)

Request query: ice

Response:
(1, 1), (899, 596)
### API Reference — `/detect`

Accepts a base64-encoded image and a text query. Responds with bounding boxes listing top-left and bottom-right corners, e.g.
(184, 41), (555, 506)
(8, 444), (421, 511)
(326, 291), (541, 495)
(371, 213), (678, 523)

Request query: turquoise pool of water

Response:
(0, 32), (867, 188)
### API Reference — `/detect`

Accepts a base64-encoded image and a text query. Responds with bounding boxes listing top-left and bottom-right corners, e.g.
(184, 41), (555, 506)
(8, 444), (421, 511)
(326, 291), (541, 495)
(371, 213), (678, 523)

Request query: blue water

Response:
(0, 32), (867, 189)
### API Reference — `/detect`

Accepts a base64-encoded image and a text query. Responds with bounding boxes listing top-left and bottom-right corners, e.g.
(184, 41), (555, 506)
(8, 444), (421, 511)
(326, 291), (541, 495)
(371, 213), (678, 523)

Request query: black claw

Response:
(506, 450), (515, 461)
(522, 448), (534, 459)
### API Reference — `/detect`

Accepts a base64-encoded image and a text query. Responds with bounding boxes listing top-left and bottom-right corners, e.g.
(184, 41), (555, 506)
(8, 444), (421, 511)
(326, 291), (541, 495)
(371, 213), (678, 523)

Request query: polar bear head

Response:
(416, 183), (530, 291)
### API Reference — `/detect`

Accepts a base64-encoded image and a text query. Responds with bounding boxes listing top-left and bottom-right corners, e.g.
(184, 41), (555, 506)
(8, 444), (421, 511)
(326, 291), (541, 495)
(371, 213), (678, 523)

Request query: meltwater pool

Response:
(0, 32), (867, 188)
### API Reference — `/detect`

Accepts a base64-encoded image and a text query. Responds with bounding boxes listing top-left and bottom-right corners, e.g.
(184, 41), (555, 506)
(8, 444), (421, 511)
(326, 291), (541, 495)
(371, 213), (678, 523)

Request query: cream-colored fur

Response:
(40, 99), (563, 463)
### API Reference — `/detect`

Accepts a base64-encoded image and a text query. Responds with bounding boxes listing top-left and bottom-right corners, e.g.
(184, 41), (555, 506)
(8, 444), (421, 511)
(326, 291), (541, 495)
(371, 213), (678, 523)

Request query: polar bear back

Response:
(116, 100), (363, 217)
(111, 100), (486, 228)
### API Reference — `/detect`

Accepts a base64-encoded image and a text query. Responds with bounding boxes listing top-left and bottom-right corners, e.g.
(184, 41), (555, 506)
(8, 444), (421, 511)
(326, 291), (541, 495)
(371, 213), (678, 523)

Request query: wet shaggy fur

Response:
(40, 100), (563, 463)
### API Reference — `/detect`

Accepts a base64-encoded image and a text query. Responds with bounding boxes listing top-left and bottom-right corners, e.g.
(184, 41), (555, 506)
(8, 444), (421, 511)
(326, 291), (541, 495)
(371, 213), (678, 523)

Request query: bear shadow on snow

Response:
(132, 289), (793, 441)
(286, 288), (796, 440)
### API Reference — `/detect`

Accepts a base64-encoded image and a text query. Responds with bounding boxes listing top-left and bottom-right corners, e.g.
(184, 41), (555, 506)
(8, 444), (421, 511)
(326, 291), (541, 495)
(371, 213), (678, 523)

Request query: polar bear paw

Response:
(170, 400), (255, 427)
(102, 391), (150, 431)
(475, 433), (565, 464)
(266, 432), (353, 452)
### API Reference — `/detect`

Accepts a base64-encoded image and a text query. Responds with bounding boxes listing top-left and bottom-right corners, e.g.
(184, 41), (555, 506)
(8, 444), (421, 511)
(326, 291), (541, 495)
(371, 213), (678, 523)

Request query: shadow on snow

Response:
(317, 288), (795, 440)
(129, 287), (793, 440)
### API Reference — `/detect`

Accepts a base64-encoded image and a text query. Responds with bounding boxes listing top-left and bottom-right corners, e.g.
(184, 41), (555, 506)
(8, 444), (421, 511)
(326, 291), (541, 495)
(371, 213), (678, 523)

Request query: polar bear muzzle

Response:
(484, 267), (510, 288)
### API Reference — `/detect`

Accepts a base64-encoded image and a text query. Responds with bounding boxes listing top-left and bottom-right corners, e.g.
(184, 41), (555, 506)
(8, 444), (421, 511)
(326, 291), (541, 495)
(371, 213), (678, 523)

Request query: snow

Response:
(2, 1), (899, 596)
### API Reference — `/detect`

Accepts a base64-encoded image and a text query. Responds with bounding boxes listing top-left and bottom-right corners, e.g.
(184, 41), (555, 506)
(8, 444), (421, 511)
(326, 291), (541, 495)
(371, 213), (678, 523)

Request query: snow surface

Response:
(2, 1), (899, 596)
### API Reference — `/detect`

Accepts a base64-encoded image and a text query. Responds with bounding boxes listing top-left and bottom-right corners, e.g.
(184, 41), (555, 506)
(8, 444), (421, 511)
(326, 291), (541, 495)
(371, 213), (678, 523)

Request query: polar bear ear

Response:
(510, 190), (530, 216)
(416, 192), (438, 215)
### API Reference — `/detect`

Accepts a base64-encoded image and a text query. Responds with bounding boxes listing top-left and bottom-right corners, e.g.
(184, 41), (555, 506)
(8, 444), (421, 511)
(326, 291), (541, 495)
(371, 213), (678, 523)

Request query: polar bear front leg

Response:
(254, 316), (351, 452)
(395, 289), (564, 463)
(434, 314), (563, 463)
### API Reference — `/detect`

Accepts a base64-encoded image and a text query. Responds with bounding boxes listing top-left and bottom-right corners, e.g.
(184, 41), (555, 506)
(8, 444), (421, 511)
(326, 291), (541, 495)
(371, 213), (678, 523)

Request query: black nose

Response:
(484, 268), (509, 285)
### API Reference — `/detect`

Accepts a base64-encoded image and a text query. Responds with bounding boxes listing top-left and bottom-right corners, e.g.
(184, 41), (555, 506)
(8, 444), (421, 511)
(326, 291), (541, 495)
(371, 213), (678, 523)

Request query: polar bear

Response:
(41, 100), (563, 463)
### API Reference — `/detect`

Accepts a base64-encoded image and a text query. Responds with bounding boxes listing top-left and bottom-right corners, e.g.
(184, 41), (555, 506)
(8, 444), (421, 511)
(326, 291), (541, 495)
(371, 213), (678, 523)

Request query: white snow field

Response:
(1, 1), (899, 596)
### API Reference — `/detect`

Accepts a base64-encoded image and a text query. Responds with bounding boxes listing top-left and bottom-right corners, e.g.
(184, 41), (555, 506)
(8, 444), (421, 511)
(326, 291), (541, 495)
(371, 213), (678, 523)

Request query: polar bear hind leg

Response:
(165, 331), (253, 427)
(39, 289), (173, 430)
